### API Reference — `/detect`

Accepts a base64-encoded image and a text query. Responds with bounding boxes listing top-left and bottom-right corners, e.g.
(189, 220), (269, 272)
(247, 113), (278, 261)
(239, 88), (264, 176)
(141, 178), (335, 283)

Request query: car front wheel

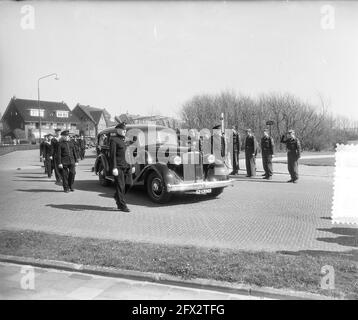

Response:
(146, 171), (172, 203)
(98, 162), (111, 186)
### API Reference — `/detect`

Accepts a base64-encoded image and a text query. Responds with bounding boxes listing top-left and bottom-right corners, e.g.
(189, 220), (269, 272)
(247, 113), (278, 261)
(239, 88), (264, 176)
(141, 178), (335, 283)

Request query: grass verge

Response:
(0, 229), (357, 299)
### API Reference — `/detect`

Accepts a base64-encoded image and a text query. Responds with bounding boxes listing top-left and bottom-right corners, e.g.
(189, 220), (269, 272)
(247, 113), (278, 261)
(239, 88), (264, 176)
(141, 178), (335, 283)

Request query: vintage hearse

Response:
(94, 124), (233, 203)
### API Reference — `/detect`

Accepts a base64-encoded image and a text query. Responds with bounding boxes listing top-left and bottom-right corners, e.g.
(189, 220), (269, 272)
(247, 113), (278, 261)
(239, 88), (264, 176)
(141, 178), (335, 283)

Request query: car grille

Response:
(182, 151), (203, 182)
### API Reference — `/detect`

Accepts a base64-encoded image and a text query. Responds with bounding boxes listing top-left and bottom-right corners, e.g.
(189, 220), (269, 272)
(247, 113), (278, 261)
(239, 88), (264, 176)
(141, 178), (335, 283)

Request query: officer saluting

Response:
(57, 130), (78, 192)
(261, 129), (274, 179)
(110, 122), (132, 212)
(280, 129), (301, 183)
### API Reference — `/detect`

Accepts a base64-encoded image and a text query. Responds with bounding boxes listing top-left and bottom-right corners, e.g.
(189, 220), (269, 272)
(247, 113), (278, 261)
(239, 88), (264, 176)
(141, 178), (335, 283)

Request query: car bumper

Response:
(166, 179), (234, 192)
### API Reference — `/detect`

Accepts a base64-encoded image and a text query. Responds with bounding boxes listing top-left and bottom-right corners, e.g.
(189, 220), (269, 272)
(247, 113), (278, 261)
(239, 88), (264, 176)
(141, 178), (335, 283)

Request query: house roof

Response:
(8, 98), (80, 123)
(74, 104), (105, 125)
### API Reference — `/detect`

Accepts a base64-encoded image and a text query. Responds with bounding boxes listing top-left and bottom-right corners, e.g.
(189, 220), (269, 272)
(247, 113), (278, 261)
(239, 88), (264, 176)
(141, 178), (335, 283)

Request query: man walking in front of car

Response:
(244, 129), (258, 177)
(280, 129), (301, 183)
(57, 130), (78, 192)
(261, 129), (275, 180)
(110, 122), (132, 212)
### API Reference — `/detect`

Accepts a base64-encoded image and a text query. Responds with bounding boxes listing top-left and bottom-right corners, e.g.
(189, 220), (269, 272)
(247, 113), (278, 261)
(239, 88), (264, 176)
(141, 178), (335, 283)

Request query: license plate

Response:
(196, 188), (212, 194)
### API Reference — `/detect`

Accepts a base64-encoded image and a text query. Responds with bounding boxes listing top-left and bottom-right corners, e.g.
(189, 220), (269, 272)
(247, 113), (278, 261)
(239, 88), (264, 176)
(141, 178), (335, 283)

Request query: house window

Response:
(56, 110), (69, 118)
(30, 109), (44, 117)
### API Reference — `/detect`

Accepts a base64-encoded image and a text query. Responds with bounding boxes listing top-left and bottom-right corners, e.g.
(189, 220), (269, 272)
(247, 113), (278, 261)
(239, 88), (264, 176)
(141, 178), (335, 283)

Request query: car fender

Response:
(94, 154), (110, 175)
(135, 163), (174, 186)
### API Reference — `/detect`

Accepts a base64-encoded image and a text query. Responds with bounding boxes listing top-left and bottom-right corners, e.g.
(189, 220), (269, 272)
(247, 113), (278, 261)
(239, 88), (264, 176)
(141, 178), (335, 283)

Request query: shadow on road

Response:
(45, 204), (117, 212)
(316, 227), (358, 248)
(67, 179), (219, 208)
(277, 249), (358, 261)
(15, 175), (50, 179)
(16, 189), (63, 193)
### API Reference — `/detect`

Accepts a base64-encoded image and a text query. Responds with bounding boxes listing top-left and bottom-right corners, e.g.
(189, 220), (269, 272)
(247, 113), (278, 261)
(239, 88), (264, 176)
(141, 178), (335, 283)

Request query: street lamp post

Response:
(37, 73), (59, 141)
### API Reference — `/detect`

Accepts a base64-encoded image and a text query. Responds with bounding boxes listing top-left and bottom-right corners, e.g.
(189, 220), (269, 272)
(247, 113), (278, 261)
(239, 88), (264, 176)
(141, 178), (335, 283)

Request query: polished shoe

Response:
(287, 179), (293, 183)
(246, 175), (251, 177)
(292, 179), (298, 183)
(70, 188), (75, 192)
(261, 173), (266, 176)
(118, 206), (130, 212)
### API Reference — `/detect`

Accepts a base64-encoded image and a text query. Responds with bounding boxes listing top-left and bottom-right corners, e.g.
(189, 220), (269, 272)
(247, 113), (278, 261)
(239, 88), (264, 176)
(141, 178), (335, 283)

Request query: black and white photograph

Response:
(0, 0), (357, 304)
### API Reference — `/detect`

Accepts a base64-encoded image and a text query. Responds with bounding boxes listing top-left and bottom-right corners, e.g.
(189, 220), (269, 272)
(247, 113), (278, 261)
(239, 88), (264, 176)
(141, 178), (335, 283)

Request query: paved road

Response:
(0, 149), (356, 252)
(0, 262), (266, 300)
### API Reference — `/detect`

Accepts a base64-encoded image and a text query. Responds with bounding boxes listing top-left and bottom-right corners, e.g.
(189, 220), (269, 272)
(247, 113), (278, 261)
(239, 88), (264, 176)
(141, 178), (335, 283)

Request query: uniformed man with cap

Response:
(43, 133), (54, 178)
(244, 128), (258, 177)
(280, 129), (302, 183)
(211, 124), (225, 159)
(110, 122), (133, 212)
(261, 128), (275, 179)
(57, 130), (78, 192)
(231, 125), (241, 175)
(51, 128), (62, 184)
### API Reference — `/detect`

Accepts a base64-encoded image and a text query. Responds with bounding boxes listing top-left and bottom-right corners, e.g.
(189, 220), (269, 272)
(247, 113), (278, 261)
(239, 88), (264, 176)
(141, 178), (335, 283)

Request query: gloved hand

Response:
(75, 162), (78, 166)
(49, 156), (53, 160)
(131, 167), (135, 174)
(58, 164), (63, 169)
(112, 168), (118, 176)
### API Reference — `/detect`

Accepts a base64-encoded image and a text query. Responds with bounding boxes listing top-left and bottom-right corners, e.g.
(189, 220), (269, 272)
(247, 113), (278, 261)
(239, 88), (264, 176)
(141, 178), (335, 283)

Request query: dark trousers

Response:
(60, 164), (76, 190)
(45, 158), (53, 178)
(53, 158), (62, 182)
(80, 149), (85, 160)
(262, 153), (273, 177)
(245, 153), (256, 176)
(287, 152), (299, 180)
(114, 168), (127, 209)
(232, 151), (240, 174)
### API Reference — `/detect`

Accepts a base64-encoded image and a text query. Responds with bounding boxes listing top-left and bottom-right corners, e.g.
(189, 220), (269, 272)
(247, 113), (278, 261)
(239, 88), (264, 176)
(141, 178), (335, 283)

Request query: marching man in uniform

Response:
(281, 129), (302, 183)
(51, 128), (62, 184)
(57, 130), (78, 193)
(110, 122), (133, 212)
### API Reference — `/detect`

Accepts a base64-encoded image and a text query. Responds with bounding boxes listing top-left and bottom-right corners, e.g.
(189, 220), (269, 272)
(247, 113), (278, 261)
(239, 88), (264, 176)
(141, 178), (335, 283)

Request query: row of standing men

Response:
(230, 126), (301, 183)
(40, 129), (87, 192)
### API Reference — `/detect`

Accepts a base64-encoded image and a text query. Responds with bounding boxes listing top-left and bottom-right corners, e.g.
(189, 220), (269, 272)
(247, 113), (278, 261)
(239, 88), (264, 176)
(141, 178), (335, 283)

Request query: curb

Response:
(0, 254), (335, 300)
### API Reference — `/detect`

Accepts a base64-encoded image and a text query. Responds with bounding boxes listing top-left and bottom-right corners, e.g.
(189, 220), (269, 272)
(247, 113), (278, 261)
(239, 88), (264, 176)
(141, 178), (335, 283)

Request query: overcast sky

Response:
(0, 1), (357, 120)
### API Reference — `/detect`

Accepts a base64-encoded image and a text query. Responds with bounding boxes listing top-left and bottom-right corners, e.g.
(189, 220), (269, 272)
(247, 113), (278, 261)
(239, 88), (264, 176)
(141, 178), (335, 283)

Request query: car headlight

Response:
(147, 153), (153, 164)
(173, 155), (182, 165)
(207, 154), (215, 164)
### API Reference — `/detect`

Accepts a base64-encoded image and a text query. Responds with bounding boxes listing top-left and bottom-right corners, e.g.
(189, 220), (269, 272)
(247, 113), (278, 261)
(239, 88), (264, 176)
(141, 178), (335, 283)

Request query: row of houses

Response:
(0, 97), (110, 141)
(0, 97), (182, 143)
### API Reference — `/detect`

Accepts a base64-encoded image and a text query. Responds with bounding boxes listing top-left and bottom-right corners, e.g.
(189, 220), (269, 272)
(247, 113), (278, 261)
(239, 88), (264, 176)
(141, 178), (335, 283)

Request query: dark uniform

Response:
(57, 131), (78, 192)
(110, 123), (133, 212)
(40, 139), (46, 173)
(231, 129), (241, 175)
(51, 131), (62, 183)
(43, 140), (54, 178)
(281, 132), (301, 182)
(244, 132), (258, 177)
(261, 133), (274, 179)
(211, 125), (225, 160)
(79, 137), (86, 160)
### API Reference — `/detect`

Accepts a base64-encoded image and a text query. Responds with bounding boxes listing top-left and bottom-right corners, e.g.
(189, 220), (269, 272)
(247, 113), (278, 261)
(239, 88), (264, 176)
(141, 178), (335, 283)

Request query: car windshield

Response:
(156, 129), (178, 145)
(125, 128), (178, 146)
